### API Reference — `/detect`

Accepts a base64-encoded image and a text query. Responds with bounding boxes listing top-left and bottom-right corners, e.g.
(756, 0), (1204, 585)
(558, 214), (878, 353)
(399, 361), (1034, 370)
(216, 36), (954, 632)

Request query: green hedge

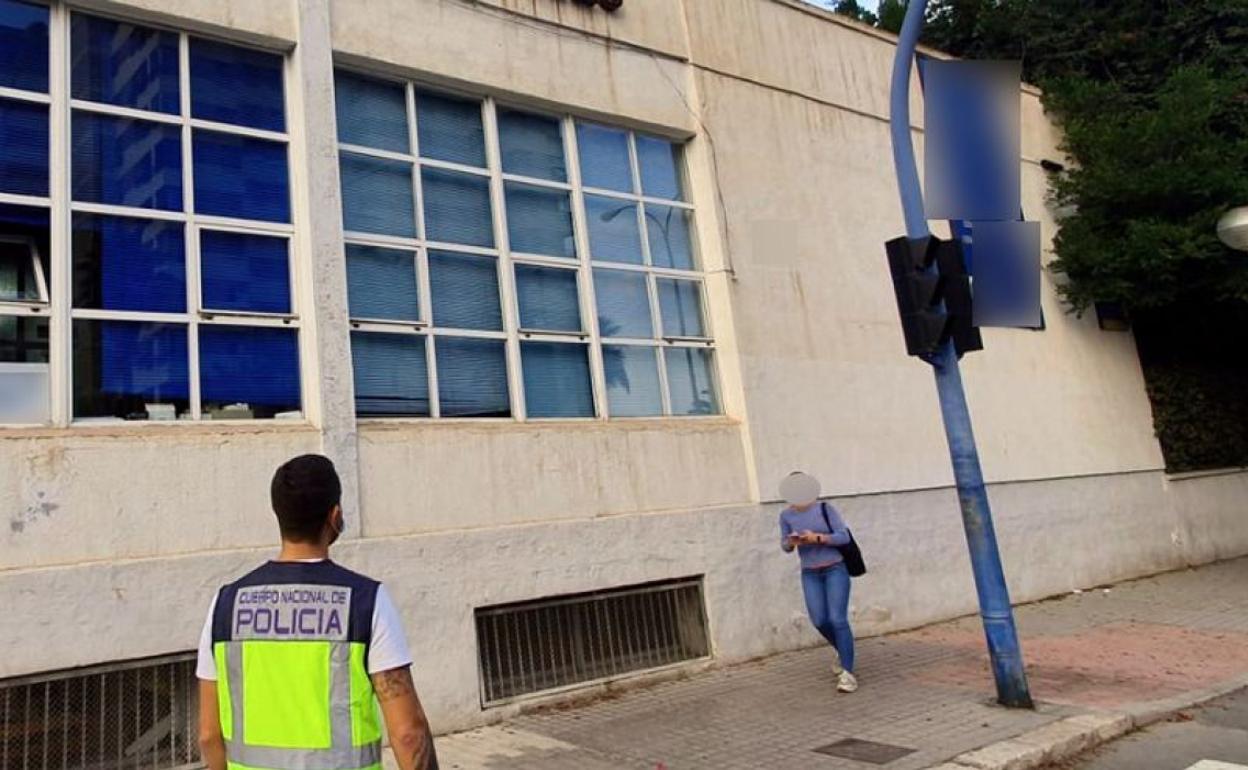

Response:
(1142, 360), (1248, 473)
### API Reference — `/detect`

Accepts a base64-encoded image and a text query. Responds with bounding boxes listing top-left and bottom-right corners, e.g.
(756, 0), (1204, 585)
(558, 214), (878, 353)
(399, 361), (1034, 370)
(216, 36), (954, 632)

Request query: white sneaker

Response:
(837, 670), (858, 693)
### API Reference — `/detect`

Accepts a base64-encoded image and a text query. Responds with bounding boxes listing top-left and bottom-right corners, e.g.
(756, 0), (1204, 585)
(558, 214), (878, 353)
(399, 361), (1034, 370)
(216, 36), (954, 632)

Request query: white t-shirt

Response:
(196, 566), (413, 680)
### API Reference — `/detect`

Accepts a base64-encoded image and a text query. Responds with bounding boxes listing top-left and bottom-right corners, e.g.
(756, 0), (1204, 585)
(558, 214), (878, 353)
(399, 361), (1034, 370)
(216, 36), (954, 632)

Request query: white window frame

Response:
(2, 2), (303, 427)
(335, 68), (721, 422)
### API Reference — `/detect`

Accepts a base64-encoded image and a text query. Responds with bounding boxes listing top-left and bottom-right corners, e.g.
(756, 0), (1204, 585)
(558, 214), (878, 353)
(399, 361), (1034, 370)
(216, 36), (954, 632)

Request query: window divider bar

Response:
(500, 172), (572, 192)
(0, 192), (52, 208)
(180, 32), (203, 421)
(69, 202), (187, 223)
(563, 115), (609, 421)
(407, 82), (439, 417)
(67, 99), (183, 126)
(344, 231), (420, 250)
(418, 155), (492, 179)
(482, 97), (526, 421)
(0, 85), (52, 104)
(49, 2), (72, 427)
(348, 319), (426, 334)
(188, 118), (287, 143)
(338, 142), (413, 165)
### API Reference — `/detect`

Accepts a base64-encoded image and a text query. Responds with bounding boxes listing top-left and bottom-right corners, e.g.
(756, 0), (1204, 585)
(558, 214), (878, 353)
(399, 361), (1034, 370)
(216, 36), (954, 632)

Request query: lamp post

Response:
(1217, 206), (1248, 252)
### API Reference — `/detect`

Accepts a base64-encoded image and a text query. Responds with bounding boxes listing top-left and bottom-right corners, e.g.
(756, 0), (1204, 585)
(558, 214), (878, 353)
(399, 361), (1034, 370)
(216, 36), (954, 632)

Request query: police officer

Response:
(196, 454), (438, 770)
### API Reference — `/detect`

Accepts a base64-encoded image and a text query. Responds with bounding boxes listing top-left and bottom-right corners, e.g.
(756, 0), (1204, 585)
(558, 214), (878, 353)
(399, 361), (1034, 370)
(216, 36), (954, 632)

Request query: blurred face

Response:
(780, 472), (821, 509)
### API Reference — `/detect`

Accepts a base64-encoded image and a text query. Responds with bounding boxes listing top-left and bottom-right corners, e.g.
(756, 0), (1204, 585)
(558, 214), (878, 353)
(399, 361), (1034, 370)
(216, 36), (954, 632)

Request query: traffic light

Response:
(885, 234), (983, 360)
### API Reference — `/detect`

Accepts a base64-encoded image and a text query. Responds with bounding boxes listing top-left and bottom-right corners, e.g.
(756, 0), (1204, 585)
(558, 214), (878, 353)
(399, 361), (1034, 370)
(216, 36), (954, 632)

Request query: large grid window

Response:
(0, 2), (300, 424)
(335, 69), (720, 420)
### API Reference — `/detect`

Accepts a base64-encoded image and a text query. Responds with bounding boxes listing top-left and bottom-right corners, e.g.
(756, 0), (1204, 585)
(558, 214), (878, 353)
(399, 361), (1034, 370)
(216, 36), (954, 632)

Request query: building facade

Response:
(2, 0), (1246, 763)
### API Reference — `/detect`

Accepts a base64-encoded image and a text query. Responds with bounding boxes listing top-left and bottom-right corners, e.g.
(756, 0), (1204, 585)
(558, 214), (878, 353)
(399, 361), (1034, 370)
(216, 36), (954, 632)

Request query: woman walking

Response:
(779, 471), (857, 692)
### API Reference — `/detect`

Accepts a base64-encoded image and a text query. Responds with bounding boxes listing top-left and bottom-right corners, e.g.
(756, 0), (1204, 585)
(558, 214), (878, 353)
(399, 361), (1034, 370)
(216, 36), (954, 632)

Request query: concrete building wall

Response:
(3, 0), (1244, 736)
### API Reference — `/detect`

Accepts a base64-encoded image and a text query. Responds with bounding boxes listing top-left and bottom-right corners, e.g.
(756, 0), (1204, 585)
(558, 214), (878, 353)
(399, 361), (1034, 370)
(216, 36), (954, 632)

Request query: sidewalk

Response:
(431, 558), (1248, 770)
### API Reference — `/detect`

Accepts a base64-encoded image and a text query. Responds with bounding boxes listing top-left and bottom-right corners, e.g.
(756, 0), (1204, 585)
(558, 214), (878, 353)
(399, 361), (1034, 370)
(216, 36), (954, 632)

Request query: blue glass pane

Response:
(339, 152), (414, 237)
(200, 230), (290, 314)
(657, 278), (705, 337)
(70, 14), (179, 113)
(72, 112), (182, 210)
(646, 204), (695, 270)
(335, 70), (408, 153)
(351, 331), (428, 417)
(593, 269), (651, 338)
(603, 345), (662, 417)
(515, 264), (580, 332)
(0, 98), (47, 196)
(499, 109), (565, 181)
(429, 250), (500, 331)
(584, 195), (641, 264)
(521, 342), (593, 418)
(193, 130), (290, 223)
(665, 347), (718, 415)
(415, 90), (484, 167)
(0, 0), (48, 92)
(422, 168), (493, 247)
(0, 203), (50, 304)
(71, 214), (185, 313)
(436, 336), (509, 417)
(346, 244), (419, 322)
(504, 182), (573, 257)
(190, 38), (285, 131)
(199, 325), (300, 417)
(73, 320), (189, 419)
(577, 123), (632, 192)
(636, 135), (684, 200)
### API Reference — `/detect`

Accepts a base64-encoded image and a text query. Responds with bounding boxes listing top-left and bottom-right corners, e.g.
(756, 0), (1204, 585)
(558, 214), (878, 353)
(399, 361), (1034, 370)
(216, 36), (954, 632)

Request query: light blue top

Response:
(779, 502), (851, 571)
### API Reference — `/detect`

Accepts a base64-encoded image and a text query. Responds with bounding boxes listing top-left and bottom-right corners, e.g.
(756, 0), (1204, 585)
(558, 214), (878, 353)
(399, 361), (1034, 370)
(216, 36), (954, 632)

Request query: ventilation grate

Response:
(1, 654), (200, 770)
(475, 577), (711, 705)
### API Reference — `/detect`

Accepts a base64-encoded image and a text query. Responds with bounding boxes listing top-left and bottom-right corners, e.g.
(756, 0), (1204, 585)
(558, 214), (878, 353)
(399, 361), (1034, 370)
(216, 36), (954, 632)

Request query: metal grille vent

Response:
(475, 577), (710, 705)
(1, 654), (200, 770)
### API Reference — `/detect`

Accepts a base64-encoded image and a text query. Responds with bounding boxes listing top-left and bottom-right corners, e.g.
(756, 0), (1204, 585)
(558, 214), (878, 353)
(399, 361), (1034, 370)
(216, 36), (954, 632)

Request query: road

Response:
(1059, 688), (1248, 770)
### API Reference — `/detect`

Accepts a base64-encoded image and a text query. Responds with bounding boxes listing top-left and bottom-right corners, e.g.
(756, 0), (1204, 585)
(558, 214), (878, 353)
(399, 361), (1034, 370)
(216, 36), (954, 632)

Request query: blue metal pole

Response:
(887, 0), (1033, 709)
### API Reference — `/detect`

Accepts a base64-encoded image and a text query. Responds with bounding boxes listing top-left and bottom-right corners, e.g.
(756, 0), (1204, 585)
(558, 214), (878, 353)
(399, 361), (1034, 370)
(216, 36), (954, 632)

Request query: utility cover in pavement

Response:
(813, 738), (916, 764)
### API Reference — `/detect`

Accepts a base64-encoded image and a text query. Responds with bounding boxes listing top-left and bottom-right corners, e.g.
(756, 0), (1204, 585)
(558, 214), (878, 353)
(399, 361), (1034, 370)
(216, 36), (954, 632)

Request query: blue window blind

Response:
(334, 70), (408, 153)
(436, 336), (509, 417)
(345, 244), (419, 322)
(504, 182), (574, 258)
(339, 152), (415, 237)
(636, 135), (684, 201)
(422, 168), (493, 247)
(351, 331), (429, 417)
(646, 205), (695, 270)
(499, 109), (566, 181)
(190, 38), (285, 131)
(429, 250), (501, 331)
(593, 269), (651, 338)
(665, 347), (718, 416)
(71, 214), (185, 314)
(199, 325), (300, 414)
(415, 91), (485, 167)
(73, 319), (189, 418)
(0, 98), (48, 197)
(584, 196), (642, 264)
(515, 264), (580, 332)
(603, 345), (662, 417)
(0, 0), (48, 93)
(70, 14), (179, 114)
(193, 130), (290, 223)
(521, 342), (593, 418)
(200, 230), (291, 314)
(72, 113), (182, 210)
(657, 278), (705, 338)
(576, 123), (632, 192)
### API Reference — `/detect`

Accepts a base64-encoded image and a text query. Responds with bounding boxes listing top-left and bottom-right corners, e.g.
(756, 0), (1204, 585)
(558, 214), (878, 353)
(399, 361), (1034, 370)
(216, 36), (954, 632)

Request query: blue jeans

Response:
(801, 563), (855, 672)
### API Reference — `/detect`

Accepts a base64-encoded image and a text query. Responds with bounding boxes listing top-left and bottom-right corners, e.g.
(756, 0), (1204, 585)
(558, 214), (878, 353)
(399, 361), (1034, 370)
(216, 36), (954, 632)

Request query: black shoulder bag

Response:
(821, 501), (867, 577)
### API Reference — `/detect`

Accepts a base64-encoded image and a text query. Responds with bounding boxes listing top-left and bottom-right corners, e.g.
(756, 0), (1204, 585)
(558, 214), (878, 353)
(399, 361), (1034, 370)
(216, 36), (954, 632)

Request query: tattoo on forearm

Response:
(373, 668), (415, 702)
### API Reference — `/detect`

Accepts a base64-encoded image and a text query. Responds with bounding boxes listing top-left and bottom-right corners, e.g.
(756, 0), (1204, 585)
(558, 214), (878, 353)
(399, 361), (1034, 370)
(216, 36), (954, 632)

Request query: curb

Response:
(924, 678), (1248, 770)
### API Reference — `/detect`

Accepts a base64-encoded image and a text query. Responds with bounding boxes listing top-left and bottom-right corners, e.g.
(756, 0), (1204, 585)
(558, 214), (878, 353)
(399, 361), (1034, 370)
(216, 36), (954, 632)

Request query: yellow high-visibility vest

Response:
(211, 561), (383, 770)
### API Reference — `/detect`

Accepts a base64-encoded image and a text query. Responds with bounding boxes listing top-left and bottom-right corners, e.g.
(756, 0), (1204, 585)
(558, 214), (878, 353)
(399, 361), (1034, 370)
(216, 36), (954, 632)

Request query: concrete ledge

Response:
(941, 713), (1132, 770)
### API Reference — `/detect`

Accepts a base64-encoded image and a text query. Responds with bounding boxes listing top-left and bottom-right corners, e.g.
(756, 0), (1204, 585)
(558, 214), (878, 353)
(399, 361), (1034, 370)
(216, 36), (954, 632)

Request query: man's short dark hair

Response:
(271, 454), (341, 543)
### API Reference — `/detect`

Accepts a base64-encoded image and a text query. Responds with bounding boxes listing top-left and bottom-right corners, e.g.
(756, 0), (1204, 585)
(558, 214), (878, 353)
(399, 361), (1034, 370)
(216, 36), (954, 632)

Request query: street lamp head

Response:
(1216, 206), (1248, 253)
